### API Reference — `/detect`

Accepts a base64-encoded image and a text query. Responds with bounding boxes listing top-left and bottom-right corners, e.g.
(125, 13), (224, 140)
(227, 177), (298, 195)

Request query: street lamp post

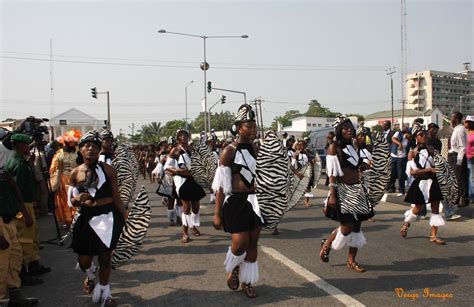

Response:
(157, 29), (248, 136)
(385, 67), (396, 125)
(185, 80), (194, 131)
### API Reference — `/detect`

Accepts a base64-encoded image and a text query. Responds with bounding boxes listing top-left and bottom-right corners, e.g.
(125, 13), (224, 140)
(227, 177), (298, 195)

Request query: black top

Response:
(231, 143), (256, 187)
(79, 162), (114, 217)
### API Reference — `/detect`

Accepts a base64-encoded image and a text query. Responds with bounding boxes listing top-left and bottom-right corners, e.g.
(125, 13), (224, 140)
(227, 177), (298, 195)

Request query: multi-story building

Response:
(406, 65), (473, 115)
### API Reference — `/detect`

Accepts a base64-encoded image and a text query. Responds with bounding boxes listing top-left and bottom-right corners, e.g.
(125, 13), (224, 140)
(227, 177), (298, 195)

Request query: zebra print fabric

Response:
(256, 131), (290, 231)
(337, 183), (373, 216)
(286, 163), (312, 212)
(111, 185), (151, 268)
(360, 133), (391, 207)
(112, 144), (139, 209)
(434, 153), (458, 208)
(191, 140), (218, 189)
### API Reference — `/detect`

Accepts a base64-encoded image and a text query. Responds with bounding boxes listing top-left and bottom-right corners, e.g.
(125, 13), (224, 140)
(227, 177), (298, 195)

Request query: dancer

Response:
(291, 139), (313, 207)
(213, 104), (263, 298)
(69, 130), (126, 306)
(320, 115), (374, 273)
(167, 129), (205, 243)
(99, 129), (115, 165)
(400, 124), (445, 244)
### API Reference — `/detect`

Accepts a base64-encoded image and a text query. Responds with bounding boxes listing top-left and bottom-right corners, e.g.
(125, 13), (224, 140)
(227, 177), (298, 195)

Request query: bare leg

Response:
(181, 200), (191, 242)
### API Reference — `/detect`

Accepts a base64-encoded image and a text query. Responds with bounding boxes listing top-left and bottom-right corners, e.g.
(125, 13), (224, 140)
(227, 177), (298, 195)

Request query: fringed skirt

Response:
(222, 193), (262, 234)
(404, 177), (443, 205)
(324, 183), (374, 223)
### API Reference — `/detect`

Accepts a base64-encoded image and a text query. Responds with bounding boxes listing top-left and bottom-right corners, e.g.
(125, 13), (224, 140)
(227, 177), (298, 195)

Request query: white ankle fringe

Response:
(331, 227), (351, 250)
(224, 247), (246, 272)
(240, 261), (259, 284)
(429, 214), (445, 227)
(348, 231), (366, 248)
(404, 209), (417, 224)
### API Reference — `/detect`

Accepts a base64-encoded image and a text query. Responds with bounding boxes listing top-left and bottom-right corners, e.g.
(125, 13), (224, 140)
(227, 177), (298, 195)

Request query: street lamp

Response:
(185, 80), (194, 131)
(157, 29), (248, 136)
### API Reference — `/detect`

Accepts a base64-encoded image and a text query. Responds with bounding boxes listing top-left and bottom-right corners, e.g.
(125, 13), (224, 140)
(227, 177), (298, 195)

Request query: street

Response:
(20, 178), (474, 306)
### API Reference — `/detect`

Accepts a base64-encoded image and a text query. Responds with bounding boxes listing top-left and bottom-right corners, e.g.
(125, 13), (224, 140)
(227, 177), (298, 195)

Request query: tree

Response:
(305, 100), (337, 117)
(270, 110), (302, 130)
(346, 113), (365, 122)
(137, 121), (162, 144)
(190, 112), (206, 133)
(161, 119), (187, 138)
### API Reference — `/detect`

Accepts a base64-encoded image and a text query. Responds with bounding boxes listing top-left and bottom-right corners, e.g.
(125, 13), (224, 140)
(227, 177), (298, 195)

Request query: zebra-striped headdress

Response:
(100, 129), (114, 140)
(412, 122), (426, 137)
(79, 130), (102, 148)
(234, 104), (255, 124)
(333, 114), (352, 130)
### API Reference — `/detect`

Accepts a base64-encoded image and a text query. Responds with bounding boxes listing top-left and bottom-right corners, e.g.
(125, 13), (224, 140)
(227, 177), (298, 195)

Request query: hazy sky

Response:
(1, 0), (472, 135)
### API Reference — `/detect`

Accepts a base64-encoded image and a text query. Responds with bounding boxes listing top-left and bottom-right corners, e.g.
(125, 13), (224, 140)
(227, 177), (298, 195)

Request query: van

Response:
(307, 127), (333, 173)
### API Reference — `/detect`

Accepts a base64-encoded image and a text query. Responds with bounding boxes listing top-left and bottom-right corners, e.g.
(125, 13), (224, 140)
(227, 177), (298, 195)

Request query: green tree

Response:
(161, 119), (187, 138)
(270, 110), (302, 130)
(137, 121), (162, 144)
(190, 112), (205, 133)
(305, 99), (337, 117)
(346, 113), (365, 122)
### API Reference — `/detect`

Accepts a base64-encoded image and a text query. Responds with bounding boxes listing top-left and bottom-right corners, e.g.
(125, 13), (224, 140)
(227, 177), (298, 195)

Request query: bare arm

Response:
(213, 144), (236, 230)
(105, 164), (126, 217)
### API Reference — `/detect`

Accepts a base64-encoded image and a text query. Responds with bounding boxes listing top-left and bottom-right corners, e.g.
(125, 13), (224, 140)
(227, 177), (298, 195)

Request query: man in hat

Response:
(4, 133), (51, 286)
(99, 129), (115, 165)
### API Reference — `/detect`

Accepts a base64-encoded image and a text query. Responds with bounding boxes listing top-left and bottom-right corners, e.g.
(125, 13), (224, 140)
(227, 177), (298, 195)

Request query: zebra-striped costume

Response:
(112, 144), (139, 209)
(191, 139), (218, 189)
(111, 185), (151, 268)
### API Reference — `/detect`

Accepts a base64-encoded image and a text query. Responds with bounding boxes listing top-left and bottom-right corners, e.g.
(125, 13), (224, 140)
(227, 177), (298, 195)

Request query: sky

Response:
(1, 0), (472, 136)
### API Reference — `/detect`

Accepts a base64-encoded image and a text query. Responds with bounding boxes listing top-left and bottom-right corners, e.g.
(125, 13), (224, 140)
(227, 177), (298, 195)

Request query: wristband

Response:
(329, 183), (338, 188)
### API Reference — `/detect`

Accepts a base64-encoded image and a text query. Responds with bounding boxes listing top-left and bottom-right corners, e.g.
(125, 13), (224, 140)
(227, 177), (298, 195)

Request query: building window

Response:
(318, 124), (322, 127)
(307, 123), (311, 127)
(325, 124), (330, 127)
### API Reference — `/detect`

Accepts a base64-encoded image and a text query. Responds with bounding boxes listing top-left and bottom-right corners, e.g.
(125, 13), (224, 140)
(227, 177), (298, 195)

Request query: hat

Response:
(11, 133), (32, 144)
(234, 104), (255, 124)
(176, 129), (189, 137)
(63, 129), (81, 144)
(79, 130), (102, 148)
(412, 123), (426, 137)
(333, 114), (353, 130)
(99, 129), (114, 140)
(466, 115), (474, 122)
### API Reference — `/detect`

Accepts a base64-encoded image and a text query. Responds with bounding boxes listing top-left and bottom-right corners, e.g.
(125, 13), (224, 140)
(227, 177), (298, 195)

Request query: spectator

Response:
(387, 128), (409, 195)
(465, 115), (474, 203)
(448, 112), (469, 207)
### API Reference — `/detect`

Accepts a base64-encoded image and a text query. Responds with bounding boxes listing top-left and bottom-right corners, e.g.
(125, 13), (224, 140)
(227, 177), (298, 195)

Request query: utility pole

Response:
(401, 0), (408, 129)
(386, 67), (396, 125)
(251, 97), (265, 137)
(129, 123), (135, 137)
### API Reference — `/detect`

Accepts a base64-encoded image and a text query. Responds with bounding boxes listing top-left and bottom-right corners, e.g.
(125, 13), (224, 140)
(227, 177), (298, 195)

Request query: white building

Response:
(280, 116), (336, 137)
(50, 108), (106, 138)
(364, 108), (445, 129)
(406, 67), (473, 115)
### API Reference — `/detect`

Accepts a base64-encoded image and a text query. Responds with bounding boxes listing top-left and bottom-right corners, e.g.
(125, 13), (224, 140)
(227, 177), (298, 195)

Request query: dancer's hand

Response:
(213, 215), (222, 230)
(327, 193), (337, 208)
(24, 212), (34, 227)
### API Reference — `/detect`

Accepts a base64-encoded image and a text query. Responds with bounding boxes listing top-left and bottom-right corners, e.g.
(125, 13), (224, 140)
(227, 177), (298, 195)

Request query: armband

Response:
(326, 155), (344, 177)
(212, 166), (232, 194)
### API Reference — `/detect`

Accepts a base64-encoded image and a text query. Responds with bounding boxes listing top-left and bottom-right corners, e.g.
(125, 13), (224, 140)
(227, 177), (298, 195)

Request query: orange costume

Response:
(49, 129), (81, 226)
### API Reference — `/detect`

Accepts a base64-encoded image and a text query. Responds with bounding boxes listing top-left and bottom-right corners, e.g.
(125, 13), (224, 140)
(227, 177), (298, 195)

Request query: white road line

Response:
(260, 245), (365, 307)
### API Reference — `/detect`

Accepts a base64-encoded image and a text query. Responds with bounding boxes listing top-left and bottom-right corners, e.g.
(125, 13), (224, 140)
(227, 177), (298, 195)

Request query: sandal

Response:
(226, 266), (240, 290)
(192, 227), (201, 237)
(103, 297), (117, 307)
(400, 222), (410, 238)
(320, 239), (331, 263)
(347, 261), (367, 273)
(181, 235), (190, 243)
(242, 283), (257, 298)
(430, 236), (446, 245)
(83, 277), (95, 294)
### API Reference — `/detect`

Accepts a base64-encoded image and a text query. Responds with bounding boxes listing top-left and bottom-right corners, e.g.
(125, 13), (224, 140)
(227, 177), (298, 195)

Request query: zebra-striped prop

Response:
(256, 131), (291, 231)
(191, 139), (218, 189)
(111, 186), (151, 268)
(311, 151), (322, 190)
(256, 131), (313, 231)
(434, 153), (459, 209)
(361, 133), (391, 207)
(112, 144), (139, 209)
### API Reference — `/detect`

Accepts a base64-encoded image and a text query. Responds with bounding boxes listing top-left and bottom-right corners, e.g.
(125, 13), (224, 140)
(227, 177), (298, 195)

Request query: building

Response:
(406, 66), (473, 115)
(364, 108), (445, 129)
(280, 116), (336, 137)
(50, 108), (106, 138)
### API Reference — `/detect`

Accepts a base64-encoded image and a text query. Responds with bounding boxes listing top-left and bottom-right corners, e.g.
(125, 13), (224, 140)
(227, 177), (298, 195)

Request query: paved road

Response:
(18, 178), (474, 306)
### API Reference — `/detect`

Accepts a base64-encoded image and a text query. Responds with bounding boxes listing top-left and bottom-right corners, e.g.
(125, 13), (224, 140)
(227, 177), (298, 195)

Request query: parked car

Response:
(307, 127), (333, 174)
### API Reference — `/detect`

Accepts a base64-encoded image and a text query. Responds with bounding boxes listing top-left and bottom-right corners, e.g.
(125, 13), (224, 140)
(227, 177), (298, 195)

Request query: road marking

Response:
(260, 245), (365, 307)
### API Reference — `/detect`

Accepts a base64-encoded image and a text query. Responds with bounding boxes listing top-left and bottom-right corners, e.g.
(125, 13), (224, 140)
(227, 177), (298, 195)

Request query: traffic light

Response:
(221, 95), (226, 104)
(91, 87), (97, 99)
(207, 81), (212, 93)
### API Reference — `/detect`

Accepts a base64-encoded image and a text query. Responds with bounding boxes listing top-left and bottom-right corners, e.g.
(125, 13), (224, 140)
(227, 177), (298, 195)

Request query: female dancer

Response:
(292, 139), (313, 207)
(167, 129), (205, 243)
(69, 130), (126, 306)
(213, 104), (264, 298)
(319, 115), (374, 273)
(400, 124), (445, 244)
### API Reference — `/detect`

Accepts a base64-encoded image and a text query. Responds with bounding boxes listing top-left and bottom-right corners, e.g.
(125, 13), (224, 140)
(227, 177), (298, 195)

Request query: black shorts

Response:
(222, 193), (262, 234)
